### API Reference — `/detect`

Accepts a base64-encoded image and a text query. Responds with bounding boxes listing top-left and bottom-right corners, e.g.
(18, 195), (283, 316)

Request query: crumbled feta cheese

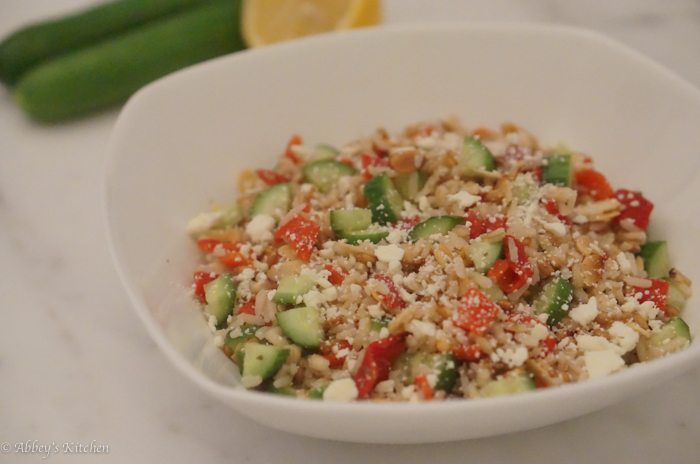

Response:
(302, 290), (324, 308)
(447, 191), (480, 209)
(521, 323), (549, 347)
(186, 211), (223, 237)
(609, 321), (639, 354)
(616, 252), (635, 274)
(366, 303), (385, 319)
(375, 244), (404, 263)
(386, 229), (405, 244)
(584, 350), (624, 379)
(245, 214), (275, 242)
(321, 286), (338, 302)
(569, 297), (599, 326)
(408, 320), (437, 338)
(494, 346), (529, 368)
(576, 334), (616, 352)
(323, 378), (358, 402)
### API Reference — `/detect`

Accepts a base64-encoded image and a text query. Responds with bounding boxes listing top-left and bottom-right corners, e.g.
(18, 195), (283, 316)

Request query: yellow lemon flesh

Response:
(242, 0), (382, 47)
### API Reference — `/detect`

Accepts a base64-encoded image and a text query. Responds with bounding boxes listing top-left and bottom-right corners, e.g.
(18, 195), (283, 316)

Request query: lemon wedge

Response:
(242, 0), (382, 47)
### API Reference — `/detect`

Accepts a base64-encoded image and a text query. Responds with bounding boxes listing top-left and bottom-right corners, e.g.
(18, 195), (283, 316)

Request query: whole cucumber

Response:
(14, 0), (244, 123)
(0, 0), (216, 86)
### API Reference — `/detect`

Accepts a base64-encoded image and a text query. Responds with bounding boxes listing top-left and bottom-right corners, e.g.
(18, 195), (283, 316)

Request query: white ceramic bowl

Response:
(104, 23), (700, 444)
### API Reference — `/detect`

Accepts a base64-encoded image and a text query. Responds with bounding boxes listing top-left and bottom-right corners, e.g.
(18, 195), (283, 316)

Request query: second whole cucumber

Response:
(14, 0), (245, 123)
(0, 0), (216, 86)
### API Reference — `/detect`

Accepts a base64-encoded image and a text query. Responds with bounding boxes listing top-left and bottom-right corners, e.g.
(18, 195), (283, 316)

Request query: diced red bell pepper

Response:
(274, 215), (320, 262)
(193, 271), (217, 303)
(196, 238), (221, 253)
(614, 189), (654, 230)
(324, 264), (346, 286)
(540, 336), (557, 356)
(465, 209), (506, 239)
(218, 242), (251, 268)
(454, 288), (499, 334)
(541, 199), (571, 224)
(320, 339), (352, 369)
(487, 235), (534, 294)
(631, 278), (669, 312)
(361, 152), (388, 180)
(575, 169), (614, 201)
(372, 141), (389, 157)
(238, 299), (256, 315)
(284, 134), (303, 163)
(373, 274), (407, 313)
(452, 343), (484, 362)
(413, 375), (434, 400)
(353, 334), (407, 399)
(255, 169), (289, 186)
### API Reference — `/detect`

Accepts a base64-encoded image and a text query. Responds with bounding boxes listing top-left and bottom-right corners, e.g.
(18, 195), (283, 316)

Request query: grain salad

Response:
(186, 118), (692, 402)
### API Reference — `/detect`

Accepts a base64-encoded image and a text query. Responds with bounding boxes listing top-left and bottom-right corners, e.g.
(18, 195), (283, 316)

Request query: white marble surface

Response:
(1, 0), (700, 462)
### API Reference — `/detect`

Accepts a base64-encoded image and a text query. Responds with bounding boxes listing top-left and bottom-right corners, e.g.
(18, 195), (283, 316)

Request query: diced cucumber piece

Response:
(330, 208), (387, 243)
(330, 208), (372, 234)
(396, 352), (458, 392)
(370, 316), (392, 332)
(542, 154), (572, 186)
(313, 144), (339, 160)
(394, 171), (427, 200)
(303, 159), (357, 193)
(203, 273), (236, 329)
(533, 277), (573, 326)
(458, 136), (496, 177)
(250, 183), (291, 218)
(268, 385), (297, 396)
(666, 279), (688, 311)
(241, 343), (289, 381)
(469, 240), (503, 272)
(272, 275), (314, 305)
(213, 203), (243, 228)
(637, 317), (691, 361)
(224, 324), (260, 353)
(276, 306), (324, 349)
(639, 241), (670, 279)
(409, 215), (465, 241)
(308, 386), (326, 399)
(481, 374), (536, 397)
(341, 230), (389, 245)
(480, 279), (507, 302)
(434, 354), (458, 391)
(364, 174), (404, 224)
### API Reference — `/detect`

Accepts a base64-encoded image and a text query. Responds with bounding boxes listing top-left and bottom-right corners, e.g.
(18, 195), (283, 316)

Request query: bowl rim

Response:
(104, 21), (700, 414)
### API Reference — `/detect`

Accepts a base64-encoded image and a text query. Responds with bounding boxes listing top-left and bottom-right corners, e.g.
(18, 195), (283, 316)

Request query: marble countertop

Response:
(2, 0), (699, 462)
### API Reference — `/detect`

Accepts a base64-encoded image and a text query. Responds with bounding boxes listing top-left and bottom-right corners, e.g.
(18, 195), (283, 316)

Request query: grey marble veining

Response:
(1, 0), (700, 463)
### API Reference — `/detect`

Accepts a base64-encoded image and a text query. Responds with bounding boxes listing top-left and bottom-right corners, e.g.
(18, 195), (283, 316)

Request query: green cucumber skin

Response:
(0, 0), (216, 86)
(330, 208), (372, 234)
(409, 216), (465, 241)
(276, 306), (324, 349)
(14, 0), (244, 122)
(341, 230), (388, 245)
(363, 175), (404, 225)
(533, 277), (573, 326)
(302, 159), (357, 193)
(542, 154), (572, 187)
(469, 240), (503, 273)
(639, 241), (670, 279)
(481, 375), (535, 397)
